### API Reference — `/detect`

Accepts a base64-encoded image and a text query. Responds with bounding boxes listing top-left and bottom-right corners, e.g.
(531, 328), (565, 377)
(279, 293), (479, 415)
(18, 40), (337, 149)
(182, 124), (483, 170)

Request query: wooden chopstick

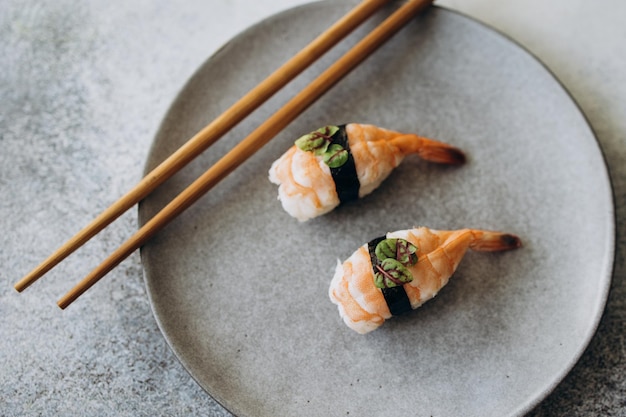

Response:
(56, 0), (434, 309)
(13, 0), (394, 293)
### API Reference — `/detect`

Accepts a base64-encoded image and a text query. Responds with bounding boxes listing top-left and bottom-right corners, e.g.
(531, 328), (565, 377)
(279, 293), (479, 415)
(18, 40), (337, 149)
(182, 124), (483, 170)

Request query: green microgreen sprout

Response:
(373, 238), (418, 289)
(294, 125), (349, 168)
(395, 238), (418, 266)
(294, 125), (340, 155)
(374, 259), (414, 288)
(322, 144), (349, 168)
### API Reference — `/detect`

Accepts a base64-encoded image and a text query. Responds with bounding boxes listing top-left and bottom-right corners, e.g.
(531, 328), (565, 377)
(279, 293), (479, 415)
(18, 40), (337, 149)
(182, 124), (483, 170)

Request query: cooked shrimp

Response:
(328, 227), (522, 334)
(268, 124), (465, 221)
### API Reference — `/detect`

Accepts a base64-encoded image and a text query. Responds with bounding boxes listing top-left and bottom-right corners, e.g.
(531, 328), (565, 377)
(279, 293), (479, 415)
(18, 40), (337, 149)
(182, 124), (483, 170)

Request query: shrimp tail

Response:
(390, 134), (466, 165)
(468, 230), (523, 252)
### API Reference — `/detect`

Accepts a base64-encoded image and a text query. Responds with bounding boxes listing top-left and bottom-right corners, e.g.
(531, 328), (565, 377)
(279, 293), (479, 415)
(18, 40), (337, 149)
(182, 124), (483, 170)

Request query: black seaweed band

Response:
(381, 287), (413, 316)
(330, 125), (360, 204)
(367, 236), (412, 316)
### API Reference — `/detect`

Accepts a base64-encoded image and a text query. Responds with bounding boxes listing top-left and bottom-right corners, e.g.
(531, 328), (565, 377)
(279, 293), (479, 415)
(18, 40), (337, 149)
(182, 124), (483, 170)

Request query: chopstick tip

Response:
(14, 277), (32, 293)
(57, 287), (82, 309)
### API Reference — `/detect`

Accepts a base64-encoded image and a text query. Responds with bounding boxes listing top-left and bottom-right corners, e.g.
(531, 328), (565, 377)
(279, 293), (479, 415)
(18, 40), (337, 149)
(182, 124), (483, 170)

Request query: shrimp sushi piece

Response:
(329, 227), (522, 334)
(268, 124), (465, 221)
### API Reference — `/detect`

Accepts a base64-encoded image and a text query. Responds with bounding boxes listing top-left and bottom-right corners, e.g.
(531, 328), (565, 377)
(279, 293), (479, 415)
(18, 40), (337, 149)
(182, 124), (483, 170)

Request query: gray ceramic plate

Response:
(140, 2), (614, 416)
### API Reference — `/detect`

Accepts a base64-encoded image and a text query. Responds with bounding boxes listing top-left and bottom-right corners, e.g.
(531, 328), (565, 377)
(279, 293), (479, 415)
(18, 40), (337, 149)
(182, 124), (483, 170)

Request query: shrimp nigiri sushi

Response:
(268, 123), (465, 221)
(329, 227), (522, 334)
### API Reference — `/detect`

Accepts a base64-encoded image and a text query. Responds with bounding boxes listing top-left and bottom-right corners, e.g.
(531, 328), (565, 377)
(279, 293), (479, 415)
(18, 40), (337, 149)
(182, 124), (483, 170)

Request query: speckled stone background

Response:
(1, 0), (624, 416)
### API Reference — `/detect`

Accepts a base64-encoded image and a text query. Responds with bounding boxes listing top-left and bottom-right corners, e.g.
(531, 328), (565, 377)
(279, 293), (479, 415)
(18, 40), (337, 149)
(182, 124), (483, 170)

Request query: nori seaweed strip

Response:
(380, 286), (412, 316)
(367, 236), (412, 316)
(329, 125), (360, 204)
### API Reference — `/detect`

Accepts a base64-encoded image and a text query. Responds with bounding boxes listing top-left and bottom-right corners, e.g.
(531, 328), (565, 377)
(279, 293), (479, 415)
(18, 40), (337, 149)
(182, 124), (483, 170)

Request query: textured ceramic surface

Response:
(140, 3), (613, 417)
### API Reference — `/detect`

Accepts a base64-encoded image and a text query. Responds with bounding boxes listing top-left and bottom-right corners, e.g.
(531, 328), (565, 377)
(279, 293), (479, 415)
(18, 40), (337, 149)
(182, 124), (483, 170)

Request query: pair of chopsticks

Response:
(14, 0), (434, 309)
